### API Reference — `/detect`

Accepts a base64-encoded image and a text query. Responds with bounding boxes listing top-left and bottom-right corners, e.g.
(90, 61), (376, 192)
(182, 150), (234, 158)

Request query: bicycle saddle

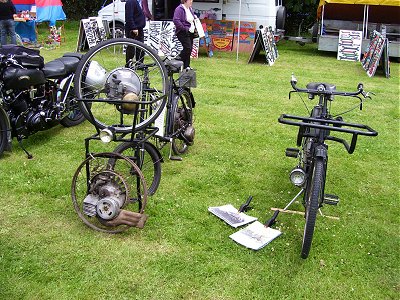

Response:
(165, 59), (183, 73)
(306, 82), (336, 92)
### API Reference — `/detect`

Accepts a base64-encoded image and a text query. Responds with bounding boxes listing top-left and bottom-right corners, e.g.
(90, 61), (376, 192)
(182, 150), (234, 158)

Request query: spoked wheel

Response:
(301, 157), (325, 258)
(111, 141), (162, 196)
(74, 38), (168, 133)
(71, 152), (148, 233)
(171, 90), (195, 155)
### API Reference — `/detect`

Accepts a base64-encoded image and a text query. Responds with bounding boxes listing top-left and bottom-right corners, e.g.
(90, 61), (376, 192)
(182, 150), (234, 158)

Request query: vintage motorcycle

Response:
(0, 45), (86, 158)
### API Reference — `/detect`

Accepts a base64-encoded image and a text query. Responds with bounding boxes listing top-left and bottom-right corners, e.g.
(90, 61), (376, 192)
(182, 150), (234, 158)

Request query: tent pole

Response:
(236, 0), (242, 62)
(113, 0), (116, 39)
(321, 5), (325, 35)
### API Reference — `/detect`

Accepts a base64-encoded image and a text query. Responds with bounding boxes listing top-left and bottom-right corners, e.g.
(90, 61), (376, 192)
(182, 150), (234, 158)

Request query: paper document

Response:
(208, 204), (257, 228)
(229, 221), (281, 250)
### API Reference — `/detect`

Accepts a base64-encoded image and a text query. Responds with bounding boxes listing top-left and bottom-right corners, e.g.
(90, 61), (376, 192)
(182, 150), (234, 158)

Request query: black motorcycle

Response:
(0, 45), (86, 158)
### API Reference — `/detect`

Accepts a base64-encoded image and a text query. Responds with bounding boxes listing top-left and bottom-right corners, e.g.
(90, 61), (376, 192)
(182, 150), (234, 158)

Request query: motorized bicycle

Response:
(265, 74), (378, 259)
(70, 38), (196, 232)
(0, 45), (86, 158)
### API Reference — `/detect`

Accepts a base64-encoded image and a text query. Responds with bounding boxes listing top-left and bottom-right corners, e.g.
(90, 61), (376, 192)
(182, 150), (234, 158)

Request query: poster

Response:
(203, 19), (235, 52)
(232, 21), (256, 53)
(337, 30), (362, 62)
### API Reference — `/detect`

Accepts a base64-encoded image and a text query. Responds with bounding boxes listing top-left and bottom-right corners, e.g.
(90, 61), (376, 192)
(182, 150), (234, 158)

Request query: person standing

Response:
(125, 0), (146, 64)
(141, 0), (154, 21)
(0, 0), (17, 46)
(173, 0), (196, 69)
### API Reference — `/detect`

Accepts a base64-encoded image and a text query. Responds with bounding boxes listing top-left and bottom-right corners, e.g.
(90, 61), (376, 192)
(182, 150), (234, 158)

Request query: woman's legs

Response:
(177, 31), (193, 68)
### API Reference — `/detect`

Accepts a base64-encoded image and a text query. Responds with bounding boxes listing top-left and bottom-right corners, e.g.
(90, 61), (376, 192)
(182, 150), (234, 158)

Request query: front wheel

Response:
(74, 38), (168, 133)
(171, 90), (195, 155)
(301, 157), (325, 259)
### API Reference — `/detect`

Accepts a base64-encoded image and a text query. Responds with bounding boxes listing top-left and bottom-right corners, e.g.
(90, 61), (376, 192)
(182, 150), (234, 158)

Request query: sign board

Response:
(76, 17), (107, 51)
(232, 21), (256, 53)
(143, 21), (199, 58)
(361, 30), (388, 77)
(260, 27), (278, 66)
(337, 30), (362, 61)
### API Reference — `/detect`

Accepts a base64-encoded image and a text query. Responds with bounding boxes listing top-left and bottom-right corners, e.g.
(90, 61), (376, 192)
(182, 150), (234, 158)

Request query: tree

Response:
(284, 0), (319, 35)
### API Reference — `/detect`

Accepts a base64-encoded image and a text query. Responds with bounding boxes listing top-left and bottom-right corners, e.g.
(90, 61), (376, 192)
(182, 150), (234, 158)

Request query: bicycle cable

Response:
(297, 93), (311, 115)
(332, 97), (366, 118)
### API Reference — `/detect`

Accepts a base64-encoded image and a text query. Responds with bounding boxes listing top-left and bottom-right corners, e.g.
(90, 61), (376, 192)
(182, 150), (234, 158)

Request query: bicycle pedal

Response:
(324, 194), (339, 205)
(285, 148), (300, 158)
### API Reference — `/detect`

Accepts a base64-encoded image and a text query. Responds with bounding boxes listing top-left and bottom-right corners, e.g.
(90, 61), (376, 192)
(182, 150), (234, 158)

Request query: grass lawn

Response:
(0, 21), (399, 299)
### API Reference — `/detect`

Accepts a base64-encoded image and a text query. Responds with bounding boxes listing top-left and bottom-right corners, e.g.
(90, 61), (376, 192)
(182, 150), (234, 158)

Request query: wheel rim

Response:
(75, 39), (168, 133)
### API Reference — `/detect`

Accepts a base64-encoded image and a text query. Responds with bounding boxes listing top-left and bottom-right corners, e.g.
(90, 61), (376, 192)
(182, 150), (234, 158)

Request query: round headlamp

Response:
(99, 128), (115, 143)
(290, 167), (306, 187)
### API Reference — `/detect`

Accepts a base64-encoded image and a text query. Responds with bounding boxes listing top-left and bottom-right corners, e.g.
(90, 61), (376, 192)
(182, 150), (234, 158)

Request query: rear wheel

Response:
(0, 114), (8, 157)
(171, 90), (195, 155)
(111, 141), (162, 196)
(301, 157), (325, 259)
(110, 23), (125, 38)
(60, 88), (86, 127)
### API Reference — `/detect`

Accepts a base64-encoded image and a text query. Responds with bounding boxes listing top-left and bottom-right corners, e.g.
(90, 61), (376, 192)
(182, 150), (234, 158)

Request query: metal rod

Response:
(283, 188), (304, 211)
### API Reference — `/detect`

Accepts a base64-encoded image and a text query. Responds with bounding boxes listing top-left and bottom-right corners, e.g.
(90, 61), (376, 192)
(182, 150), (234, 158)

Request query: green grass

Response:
(0, 21), (399, 299)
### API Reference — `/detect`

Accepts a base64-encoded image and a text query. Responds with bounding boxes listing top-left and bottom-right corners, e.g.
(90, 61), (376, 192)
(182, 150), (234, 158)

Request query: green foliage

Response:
(0, 22), (399, 299)
(284, 0), (319, 35)
(62, 0), (105, 20)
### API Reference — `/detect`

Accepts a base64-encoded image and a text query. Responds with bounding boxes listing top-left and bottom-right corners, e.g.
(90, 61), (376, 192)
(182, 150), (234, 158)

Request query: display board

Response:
(203, 19), (235, 52)
(248, 27), (279, 65)
(337, 30), (362, 61)
(361, 30), (389, 77)
(76, 17), (107, 51)
(232, 21), (256, 53)
(260, 26), (278, 66)
(143, 21), (199, 58)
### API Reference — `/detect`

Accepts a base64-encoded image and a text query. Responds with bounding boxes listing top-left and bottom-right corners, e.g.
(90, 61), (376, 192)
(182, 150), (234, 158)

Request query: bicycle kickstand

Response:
(264, 188), (305, 227)
(168, 138), (182, 161)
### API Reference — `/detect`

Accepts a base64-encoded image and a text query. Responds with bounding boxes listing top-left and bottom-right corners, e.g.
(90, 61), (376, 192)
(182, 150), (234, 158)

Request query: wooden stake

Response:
(271, 208), (340, 220)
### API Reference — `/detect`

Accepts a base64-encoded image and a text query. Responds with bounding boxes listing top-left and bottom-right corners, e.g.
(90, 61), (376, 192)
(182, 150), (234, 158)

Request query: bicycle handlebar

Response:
(290, 74), (371, 99)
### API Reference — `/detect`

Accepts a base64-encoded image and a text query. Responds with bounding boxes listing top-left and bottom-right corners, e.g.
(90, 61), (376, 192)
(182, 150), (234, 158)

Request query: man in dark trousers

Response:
(0, 0), (17, 45)
(125, 0), (146, 64)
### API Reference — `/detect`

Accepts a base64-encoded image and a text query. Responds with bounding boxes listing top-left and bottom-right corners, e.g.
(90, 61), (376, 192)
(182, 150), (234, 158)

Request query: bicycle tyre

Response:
(112, 141), (162, 196)
(171, 90), (195, 155)
(0, 113), (7, 157)
(301, 156), (325, 259)
(60, 87), (86, 127)
(74, 38), (168, 133)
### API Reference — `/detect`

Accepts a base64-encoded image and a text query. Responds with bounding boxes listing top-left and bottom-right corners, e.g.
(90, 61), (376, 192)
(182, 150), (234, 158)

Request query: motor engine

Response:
(82, 171), (128, 222)
(5, 83), (61, 138)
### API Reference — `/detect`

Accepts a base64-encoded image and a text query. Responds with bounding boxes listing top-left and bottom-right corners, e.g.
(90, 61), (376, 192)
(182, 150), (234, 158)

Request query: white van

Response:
(98, 0), (286, 36)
